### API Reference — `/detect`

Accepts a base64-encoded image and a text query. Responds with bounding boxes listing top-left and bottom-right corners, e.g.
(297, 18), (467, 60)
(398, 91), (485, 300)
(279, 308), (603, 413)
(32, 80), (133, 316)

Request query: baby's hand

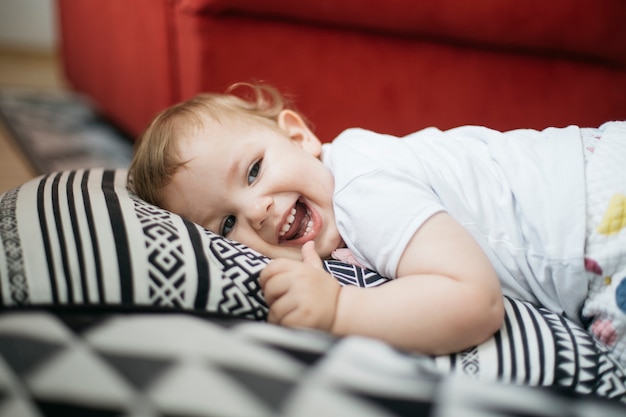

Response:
(259, 241), (341, 332)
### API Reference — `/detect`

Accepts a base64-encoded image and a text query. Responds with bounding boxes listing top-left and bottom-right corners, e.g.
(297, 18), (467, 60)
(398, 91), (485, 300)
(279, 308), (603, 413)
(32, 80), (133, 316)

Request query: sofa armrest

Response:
(177, 0), (626, 65)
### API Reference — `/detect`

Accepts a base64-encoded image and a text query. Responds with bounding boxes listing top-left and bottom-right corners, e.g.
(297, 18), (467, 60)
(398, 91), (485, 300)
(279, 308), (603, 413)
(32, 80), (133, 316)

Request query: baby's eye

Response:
(248, 159), (262, 185)
(221, 215), (236, 236)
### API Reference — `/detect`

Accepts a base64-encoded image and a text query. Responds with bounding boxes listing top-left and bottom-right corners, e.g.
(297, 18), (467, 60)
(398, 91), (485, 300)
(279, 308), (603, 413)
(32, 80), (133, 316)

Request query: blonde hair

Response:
(128, 83), (298, 206)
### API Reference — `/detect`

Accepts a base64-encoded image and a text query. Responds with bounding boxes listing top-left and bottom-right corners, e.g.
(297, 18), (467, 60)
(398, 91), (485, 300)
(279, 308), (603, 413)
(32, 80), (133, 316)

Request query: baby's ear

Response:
(278, 110), (322, 157)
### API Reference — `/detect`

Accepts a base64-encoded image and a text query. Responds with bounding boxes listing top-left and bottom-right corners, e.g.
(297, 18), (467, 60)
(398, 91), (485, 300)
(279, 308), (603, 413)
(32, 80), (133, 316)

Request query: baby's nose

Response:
(248, 196), (273, 230)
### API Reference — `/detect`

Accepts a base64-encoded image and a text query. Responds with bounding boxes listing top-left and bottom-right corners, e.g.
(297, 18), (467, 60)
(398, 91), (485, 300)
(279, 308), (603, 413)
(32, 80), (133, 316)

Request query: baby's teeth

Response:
(279, 207), (298, 237)
(280, 207), (313, 239)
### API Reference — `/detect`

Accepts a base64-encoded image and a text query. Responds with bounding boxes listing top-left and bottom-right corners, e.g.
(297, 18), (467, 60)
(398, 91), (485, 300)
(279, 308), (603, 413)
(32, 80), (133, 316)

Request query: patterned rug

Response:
(0, 88), (133, 174)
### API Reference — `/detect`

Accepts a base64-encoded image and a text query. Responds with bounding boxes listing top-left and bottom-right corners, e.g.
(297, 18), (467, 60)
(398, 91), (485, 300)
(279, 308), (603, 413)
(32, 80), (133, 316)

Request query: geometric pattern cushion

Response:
(0, 169), (269, 317)
(1, 169), (626, 406)
(436, 297), (626, 401)
(0, 307), (625, 417)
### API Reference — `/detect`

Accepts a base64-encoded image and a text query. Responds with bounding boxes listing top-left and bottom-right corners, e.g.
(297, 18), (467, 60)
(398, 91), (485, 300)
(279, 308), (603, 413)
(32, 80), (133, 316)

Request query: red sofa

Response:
(56, 0), (626, 142)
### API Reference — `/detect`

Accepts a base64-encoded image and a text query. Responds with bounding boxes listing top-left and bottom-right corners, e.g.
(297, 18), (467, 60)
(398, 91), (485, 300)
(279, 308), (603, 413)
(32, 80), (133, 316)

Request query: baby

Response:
(129, 83), (626, 361)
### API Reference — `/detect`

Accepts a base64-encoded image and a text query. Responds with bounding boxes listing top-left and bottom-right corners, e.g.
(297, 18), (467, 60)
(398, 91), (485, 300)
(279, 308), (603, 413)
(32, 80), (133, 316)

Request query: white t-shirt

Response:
(322, 126), (588, 323)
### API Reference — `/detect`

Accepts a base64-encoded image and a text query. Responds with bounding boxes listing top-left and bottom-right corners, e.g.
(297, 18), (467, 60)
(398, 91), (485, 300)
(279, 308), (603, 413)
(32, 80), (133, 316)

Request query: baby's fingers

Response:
(266, 294), (298, 325)
(260, 269), (292, 306)
(259, 258), (294, 289)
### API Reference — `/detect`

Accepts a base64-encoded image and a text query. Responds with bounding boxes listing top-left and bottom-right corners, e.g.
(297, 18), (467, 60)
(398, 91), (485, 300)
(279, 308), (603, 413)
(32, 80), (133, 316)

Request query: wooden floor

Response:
(0, 49), (67, 194)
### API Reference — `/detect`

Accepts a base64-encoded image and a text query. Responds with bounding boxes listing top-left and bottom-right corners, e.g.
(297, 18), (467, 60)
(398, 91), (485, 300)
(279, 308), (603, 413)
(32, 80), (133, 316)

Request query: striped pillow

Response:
(0, 169), (269, 318)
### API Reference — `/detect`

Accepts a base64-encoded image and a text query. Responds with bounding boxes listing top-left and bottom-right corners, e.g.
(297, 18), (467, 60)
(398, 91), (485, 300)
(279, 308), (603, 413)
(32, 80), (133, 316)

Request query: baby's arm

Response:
(260, 212), (504, 355)
(333, 212), (504, 354)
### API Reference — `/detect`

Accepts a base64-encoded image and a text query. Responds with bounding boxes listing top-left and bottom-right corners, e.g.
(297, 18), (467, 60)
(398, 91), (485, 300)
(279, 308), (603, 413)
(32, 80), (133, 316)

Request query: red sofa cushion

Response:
(178, 0), (626, 65)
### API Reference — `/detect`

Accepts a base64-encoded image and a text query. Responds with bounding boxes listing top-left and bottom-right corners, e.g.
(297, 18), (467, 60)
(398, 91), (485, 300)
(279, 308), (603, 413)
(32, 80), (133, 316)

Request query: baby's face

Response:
(160, 112), (342, 260)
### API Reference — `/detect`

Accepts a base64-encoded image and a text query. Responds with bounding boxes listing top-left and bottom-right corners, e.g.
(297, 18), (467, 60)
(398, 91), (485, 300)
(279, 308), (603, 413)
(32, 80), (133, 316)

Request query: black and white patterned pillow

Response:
(0, 169), (269, 317)
(0, 307), (625, 416)
(1, 169), (625, 400)
(439, 297), (626, 400)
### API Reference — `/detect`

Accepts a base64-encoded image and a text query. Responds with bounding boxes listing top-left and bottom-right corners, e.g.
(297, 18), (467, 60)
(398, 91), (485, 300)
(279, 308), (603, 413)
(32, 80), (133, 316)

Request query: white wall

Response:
(0, 0), (57, 52)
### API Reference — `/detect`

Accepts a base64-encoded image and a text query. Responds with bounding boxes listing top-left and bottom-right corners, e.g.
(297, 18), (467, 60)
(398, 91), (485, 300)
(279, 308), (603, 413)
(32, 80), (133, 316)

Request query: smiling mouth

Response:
(279, 199), (313, 242)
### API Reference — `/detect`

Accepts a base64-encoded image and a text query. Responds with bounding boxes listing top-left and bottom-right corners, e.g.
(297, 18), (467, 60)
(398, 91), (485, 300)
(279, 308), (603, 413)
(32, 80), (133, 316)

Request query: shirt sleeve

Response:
(328, 130), (445, 278)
